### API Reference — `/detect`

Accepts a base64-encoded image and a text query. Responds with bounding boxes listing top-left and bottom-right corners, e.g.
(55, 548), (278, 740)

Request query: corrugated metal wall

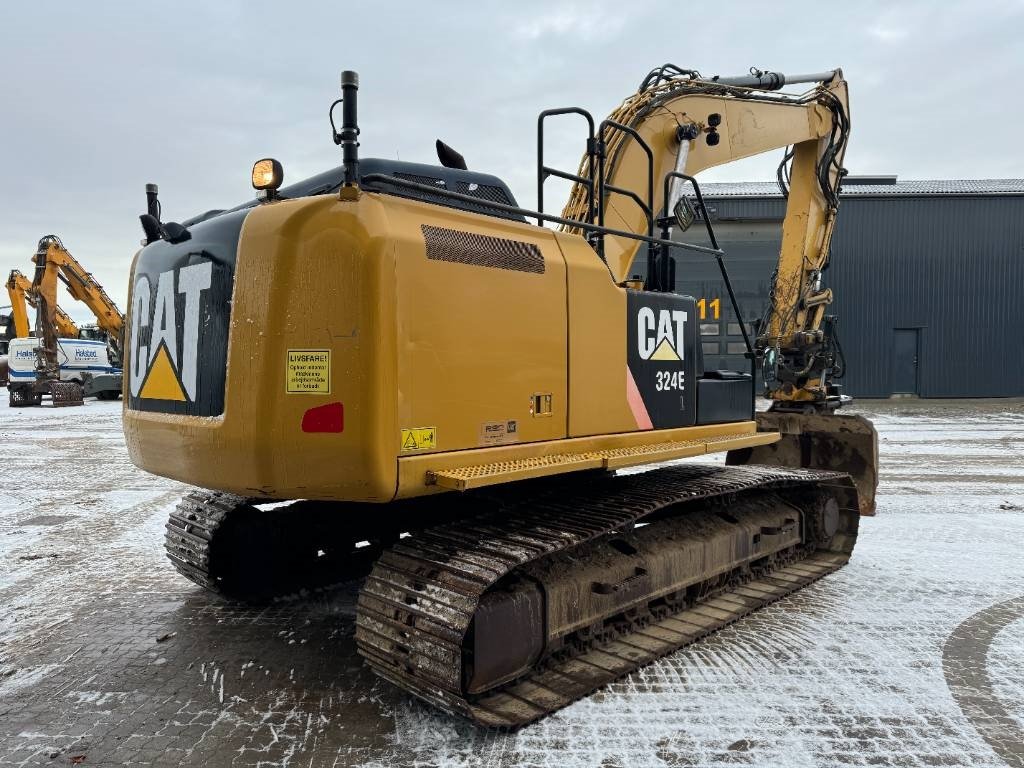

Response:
(671, 195), (1024, 398)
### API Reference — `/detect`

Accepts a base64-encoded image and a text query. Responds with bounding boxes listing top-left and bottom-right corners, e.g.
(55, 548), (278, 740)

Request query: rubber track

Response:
(164, 490), (245, 593)
(165, 491), (387, 601)
(356, 464), (859, 728)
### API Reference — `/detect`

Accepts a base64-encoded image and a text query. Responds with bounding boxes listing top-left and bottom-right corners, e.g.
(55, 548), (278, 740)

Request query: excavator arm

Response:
(54, 305), (80, 339)
(30, 242), (65, 384)
(36, 237), (124, 336)
(32, 236), (124, 361)
(6, 269), (80, 339)
(5, 270), (32, 338)
(561, 67), (876, 512)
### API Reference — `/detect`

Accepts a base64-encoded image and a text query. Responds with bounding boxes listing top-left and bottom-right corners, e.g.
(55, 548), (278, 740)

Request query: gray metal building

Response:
(672, 177), (1024, 398)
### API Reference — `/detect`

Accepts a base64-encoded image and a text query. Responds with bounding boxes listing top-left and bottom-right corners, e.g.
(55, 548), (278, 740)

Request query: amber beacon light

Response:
(251, 158), (283, 199)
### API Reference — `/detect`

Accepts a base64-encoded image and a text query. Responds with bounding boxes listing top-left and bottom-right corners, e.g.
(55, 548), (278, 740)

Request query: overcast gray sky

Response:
(2, 1), (1022, 319)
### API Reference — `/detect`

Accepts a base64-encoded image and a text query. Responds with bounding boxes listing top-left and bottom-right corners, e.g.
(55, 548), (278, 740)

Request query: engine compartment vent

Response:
(421, 225), (545, 274)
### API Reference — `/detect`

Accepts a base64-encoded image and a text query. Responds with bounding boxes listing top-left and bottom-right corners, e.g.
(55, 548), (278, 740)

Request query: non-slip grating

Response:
(424, 431), (780, 490)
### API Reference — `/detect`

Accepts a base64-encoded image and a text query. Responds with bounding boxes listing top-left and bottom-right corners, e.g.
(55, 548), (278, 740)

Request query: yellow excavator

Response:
(7, 237), (125, 406)
(33, 237), (124, 363)
(4, 269), (80, 391)
(123, 65), (878, 728)
(6, 269), (82, 339)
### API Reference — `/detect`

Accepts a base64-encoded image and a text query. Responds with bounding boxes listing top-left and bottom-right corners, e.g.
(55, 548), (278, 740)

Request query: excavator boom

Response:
(5, 270), (33, 339)
(561, 68), (849, 403)
(6, 269), (80, 339)
(558, 68), (876, 511)
(35, 236), (123, 338)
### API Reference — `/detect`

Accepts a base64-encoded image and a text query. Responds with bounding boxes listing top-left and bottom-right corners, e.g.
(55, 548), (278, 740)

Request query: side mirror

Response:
(673, 195), (698, 232)
(161, 221), (192, 244)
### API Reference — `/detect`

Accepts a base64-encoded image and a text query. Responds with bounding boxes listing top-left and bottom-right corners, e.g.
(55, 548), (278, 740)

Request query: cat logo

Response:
(636, 307), (687, 362)
(129, 261), (213, 402)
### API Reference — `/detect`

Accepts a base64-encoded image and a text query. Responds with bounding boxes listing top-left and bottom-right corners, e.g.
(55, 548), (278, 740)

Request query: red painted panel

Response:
(301, 402), (344, 433)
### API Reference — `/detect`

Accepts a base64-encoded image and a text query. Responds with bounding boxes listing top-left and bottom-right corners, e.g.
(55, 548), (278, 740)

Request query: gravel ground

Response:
(0, 397), (1021, 767)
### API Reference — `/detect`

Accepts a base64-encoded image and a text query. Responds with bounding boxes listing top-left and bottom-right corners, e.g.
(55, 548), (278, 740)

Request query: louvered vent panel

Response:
(421, 225), (545, 274)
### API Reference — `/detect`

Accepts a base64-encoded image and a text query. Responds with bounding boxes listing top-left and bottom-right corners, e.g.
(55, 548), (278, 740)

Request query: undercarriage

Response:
(165, 463), (858, 728)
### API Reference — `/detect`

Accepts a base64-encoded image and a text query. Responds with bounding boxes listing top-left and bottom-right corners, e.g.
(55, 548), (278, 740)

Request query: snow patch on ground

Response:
(0, 397), (1021, 767)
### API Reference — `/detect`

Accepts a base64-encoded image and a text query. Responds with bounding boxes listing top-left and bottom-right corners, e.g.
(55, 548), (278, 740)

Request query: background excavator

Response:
(123, 65), (878, 728)
(6, 269), (82, 339)
(3, 269), (81, 390)
(7, 236), (124, 406)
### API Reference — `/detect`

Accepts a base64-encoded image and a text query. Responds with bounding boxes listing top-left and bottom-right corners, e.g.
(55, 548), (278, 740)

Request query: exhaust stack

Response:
(145, 183), (161, 222)
(339, 70), (360, 188)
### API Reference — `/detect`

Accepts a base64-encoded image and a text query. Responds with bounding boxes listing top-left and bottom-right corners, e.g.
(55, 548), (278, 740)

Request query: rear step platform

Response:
(426, 431), (781, 491)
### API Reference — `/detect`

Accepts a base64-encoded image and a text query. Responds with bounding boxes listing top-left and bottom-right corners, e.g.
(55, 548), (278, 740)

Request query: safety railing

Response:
(659, 171), (757, 414)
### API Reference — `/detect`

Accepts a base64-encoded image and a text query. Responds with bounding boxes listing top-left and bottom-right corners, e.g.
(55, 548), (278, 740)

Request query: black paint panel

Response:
(126, 208), (248, 416)
(626, 291), (697, 429)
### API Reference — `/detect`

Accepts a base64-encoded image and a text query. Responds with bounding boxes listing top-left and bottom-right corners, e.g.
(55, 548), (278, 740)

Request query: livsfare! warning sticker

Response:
(286, 349), (331, 394)
(401, 427), (437, 451)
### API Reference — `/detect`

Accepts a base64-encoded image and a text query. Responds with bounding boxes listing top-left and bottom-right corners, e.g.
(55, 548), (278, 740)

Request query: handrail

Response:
(537, 108), (596, 230)
(659, 172), (753, 357)
(660, 171), (757, 414)
(364, 170), (754, 416)
(660, 172), (719, 249)
(597, 119), (656, 280)
(603, 183), (653, 236)
(361, 173), (723, 258)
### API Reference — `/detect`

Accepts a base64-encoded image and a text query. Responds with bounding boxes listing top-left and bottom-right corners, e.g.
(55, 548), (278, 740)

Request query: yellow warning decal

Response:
(140, 344), (187, 401)
(401, 427), (437, 451)
(286, 349), (331, 394)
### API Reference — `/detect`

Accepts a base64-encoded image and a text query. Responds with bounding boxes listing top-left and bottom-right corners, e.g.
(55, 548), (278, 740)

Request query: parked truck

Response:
(7, 336), (121, 405)
(7, 236), (124, 406)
